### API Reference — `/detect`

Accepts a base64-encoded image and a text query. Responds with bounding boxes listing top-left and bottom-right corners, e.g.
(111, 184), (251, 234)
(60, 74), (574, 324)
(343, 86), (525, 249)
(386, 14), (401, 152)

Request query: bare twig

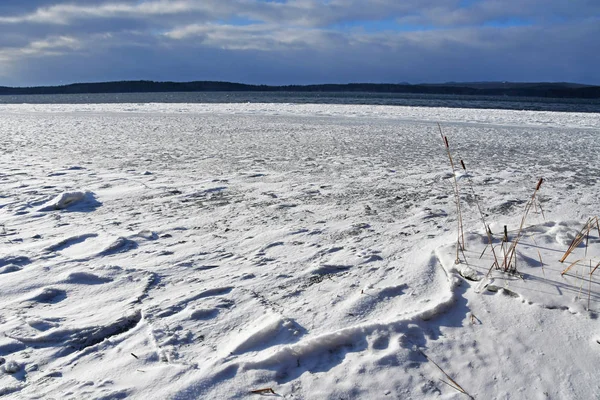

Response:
(250, 388), (276, 395)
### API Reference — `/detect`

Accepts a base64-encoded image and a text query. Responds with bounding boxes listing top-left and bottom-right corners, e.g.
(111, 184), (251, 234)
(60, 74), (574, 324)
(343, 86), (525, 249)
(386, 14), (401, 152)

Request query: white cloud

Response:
(163, 21), (520, 54)
(0, 0), (228, 25)
(164, 23), (348, 51)
(0, 0), (598, 85)
(2, 0), (598, 31)
(0, 35), (80, 61)
(0, 35), (81, 80)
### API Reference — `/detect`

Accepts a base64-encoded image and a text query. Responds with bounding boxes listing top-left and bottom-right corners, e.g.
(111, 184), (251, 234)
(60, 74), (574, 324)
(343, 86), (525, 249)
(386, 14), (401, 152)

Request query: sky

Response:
(0, 0), (599, 87)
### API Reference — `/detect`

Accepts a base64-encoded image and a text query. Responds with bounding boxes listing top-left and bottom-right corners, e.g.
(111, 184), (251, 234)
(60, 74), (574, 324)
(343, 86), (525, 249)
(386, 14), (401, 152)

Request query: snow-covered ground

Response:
(0, 103), (599, 399)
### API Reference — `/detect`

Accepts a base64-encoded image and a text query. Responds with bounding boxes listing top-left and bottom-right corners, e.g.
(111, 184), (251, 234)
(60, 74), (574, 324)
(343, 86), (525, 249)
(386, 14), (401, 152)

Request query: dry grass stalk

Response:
(538, 201), (546, 220)
(592, 261), (600, 276)
(560, 217), (599, 263)
(537, 250), (545, 277)
(489, 241), (508, 277)
(585, 230), (590, 258)
(588, 260), (600, 311)
(585, 261), (600, 310)
(531, 198), (546, 220)
(419, 349), (473, 399)
(438, 123), (465, 264)
(459, 159), (500, 270)
(561, 258), (585, 276)
(479, 243), (489, 259)
(588, 260), (594, 310)
(558, 217), (600, 309)
(501, 178), (544, 273)
(576, 266), (586, 300)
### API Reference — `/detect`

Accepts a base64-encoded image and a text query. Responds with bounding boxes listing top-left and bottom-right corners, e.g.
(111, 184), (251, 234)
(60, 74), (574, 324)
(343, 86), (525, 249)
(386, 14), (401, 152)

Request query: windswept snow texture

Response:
(0, 103), (599, 399)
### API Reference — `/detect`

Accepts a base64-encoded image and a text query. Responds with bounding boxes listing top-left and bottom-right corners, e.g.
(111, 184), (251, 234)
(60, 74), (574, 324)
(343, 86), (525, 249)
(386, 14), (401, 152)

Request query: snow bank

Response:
(37, 191), (100, 212)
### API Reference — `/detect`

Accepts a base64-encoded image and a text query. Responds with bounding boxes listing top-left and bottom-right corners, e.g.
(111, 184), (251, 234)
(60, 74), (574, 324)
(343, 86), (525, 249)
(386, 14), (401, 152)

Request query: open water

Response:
(0, 91), (599, 113)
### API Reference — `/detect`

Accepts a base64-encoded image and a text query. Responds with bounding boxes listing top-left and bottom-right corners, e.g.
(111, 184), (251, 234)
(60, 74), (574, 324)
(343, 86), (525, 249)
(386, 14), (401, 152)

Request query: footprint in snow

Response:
(0, 255), (31, 268)
(357, 249), (384, 263)
(310, 264), (352, 275)
(97, 237), (138, 256)
(0, 264), (22, 274)
(24, 288), (67, 304)
(62, 272), (113, 285)
(26, 317), (60, 332)
(377, 284), (409, 299)
(189, 308), (220, 320)
(262, 241), (285, 251)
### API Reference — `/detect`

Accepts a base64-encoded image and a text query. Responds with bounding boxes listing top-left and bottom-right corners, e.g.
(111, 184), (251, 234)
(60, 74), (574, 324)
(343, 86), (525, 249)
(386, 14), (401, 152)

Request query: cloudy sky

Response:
(1, 0), (599, 86)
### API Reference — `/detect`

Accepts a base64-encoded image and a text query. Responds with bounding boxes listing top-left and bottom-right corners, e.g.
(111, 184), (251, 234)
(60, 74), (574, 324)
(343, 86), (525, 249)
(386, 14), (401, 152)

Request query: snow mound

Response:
(228, 315), (304, 355)
(37, 191), (101, 212)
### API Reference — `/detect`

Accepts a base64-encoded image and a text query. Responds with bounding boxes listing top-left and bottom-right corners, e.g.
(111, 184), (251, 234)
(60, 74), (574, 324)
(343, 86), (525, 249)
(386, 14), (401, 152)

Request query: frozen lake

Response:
(1, 103), (599, 399)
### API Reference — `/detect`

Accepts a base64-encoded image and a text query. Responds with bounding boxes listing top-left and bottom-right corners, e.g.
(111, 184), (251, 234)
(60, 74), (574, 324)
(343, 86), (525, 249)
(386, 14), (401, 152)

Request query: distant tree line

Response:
(0, 80), (599, 99)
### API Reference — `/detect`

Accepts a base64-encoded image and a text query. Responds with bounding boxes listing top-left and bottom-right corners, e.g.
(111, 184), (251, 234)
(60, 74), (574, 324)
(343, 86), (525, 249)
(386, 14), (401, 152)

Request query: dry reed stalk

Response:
(592, 261), (600, 276)
(561, 258), (584, 275)
(537, 250), (545, 277)
(538, 201), (546, 220)
(501, 178), (544, 273)
(438, 123), (465, 264)
(530, 197), (546, 220)
(585, 261), (600, 310)
(560, 217), (594, 263)
(459, 159), (501, 271)
(487, 240), (509, 277)
(419, 349), (473, 399)
(588, 260), (593, 310)
(479, 244), (489, 259)
(585, 229), (590, 258)
(576, 265), (586, 300)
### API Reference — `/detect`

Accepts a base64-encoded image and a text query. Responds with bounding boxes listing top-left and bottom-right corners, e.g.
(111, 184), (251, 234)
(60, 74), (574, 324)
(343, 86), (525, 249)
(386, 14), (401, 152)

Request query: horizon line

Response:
(2, 80), (599, 89)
